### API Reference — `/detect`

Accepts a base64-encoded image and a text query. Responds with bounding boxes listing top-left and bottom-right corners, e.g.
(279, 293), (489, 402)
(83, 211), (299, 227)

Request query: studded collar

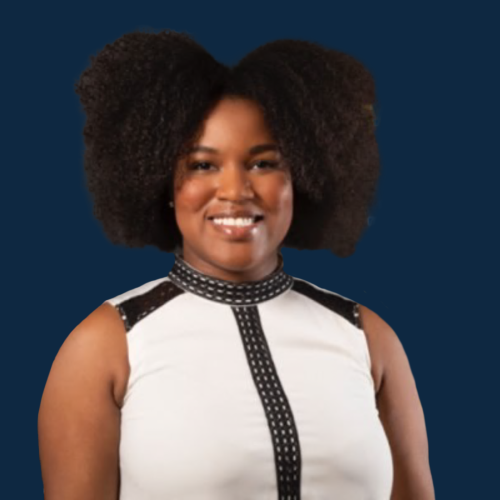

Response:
(167, 251), (294, 306)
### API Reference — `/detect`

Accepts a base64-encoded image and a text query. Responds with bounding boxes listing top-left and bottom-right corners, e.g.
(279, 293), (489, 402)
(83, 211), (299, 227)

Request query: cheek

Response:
(262, 176), (294, 222)
(282, 181), (294, 211)
(276, 176), (294, 210)
(175, 180), (211, 212)
(281, 184), (294, 227)
(173, 180), (213, 238)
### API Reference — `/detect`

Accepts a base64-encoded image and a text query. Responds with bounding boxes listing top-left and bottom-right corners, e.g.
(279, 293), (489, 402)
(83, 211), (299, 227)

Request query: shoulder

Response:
(74, 276), (184, 407)
(41, 301), (130, 413)
(357, 304), (435, 497)
(289, 276), (397, 392)
(105, 276), (185, 333)
(95, 303), (131, 408)
(38, 302), (127, 496)
(289, 277), (392, 392)
(105, 275), (176, 307)
(357, 303), (407, 396)
(290, 276), (360, 329)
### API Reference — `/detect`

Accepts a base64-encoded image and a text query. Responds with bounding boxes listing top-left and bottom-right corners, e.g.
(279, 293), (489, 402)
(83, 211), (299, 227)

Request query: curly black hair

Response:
(74, 28), (379, 258)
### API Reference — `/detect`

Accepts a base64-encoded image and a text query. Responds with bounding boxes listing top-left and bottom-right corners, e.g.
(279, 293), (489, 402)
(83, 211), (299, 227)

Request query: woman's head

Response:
(75, 29), (379, 260)
(172, 96), (293, 277)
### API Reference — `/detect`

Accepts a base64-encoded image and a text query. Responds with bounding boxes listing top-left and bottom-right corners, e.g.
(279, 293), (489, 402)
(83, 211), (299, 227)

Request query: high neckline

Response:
(167, 251), (294, 306)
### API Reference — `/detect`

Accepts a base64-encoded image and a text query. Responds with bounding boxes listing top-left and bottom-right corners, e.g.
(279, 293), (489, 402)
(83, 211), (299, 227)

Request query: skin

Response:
(172, 97), (294, 282)
(38, 97), (434, 500)
(359, 305), (435, 499)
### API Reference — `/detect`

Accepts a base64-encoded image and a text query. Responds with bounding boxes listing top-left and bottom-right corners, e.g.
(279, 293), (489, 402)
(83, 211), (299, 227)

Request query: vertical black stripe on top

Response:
(231, 305), (302, 500)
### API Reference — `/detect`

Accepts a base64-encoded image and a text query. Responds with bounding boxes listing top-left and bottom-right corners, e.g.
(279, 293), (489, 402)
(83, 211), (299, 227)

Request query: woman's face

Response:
(172, 97), (293, 281)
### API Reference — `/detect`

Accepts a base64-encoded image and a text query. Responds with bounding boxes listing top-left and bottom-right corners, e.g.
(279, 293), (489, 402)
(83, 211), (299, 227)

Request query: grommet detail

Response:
(168, 252), (294, 306)
(232, 305), (302, 499)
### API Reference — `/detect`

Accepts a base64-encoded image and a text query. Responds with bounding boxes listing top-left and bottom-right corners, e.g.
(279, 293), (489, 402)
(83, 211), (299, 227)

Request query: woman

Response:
(38, 30), (434, 499)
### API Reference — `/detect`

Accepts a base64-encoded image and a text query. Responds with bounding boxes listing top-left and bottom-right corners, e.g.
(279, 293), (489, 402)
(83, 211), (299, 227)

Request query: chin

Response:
(208, 245), (265, 270)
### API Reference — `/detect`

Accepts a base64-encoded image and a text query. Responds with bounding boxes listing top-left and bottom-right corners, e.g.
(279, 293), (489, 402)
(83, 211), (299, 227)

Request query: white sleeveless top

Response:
(105, 253), (393, 499)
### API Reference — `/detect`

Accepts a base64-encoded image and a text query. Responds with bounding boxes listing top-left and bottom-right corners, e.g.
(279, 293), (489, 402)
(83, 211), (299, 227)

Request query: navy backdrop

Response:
(5, 1), (498, 498)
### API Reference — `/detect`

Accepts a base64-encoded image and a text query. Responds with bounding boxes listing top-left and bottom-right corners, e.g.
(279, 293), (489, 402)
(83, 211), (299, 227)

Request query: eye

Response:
(251, 160), (279, 170)
(188, 162), (215, 171)
(187, 160), (280, 172)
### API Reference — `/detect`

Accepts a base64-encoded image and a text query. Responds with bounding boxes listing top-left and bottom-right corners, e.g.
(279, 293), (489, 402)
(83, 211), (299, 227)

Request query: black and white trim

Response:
(167, 251), (294, 306)
(167, 252), (302, 498)
(232, 305), (302, 499)
(106, 250), (388, 498)
(110, 253), (370, 499)
(292, 278), (361, 329)
(114, 280), (185, 333)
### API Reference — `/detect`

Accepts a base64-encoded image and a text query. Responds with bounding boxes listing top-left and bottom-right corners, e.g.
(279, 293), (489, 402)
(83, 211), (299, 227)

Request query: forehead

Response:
(193, 98), (277, 151)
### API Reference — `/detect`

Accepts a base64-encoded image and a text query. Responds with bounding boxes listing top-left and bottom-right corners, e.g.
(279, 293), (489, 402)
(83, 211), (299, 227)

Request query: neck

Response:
(168, 248), (292, 306)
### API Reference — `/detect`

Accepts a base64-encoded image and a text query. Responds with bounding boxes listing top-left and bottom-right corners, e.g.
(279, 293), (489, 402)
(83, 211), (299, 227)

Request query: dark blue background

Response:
(5, 1), (498, 498)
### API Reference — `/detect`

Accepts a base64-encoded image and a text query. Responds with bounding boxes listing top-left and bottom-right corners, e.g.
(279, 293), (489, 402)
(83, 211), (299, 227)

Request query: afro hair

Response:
(74, 29), (380, 258)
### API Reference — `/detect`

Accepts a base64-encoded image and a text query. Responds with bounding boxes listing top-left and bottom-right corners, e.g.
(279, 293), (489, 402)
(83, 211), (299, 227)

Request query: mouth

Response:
(206, 215), (265, 239)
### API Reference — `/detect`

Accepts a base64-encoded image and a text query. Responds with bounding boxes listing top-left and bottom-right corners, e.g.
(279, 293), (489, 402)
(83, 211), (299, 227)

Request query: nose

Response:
(216, 164), (255, 202)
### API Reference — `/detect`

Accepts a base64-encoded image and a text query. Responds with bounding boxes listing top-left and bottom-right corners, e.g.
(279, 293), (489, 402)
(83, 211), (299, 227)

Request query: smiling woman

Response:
(172, 98), (294, 281)
(38, 29), (434, 500)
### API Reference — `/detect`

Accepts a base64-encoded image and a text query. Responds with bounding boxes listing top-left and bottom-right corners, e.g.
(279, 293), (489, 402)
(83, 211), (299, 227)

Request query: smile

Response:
(207, 216), (264, 239)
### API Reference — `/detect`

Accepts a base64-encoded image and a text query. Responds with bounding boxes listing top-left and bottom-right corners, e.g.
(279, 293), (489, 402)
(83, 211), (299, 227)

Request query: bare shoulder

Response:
(88, 301), (130, 407)
(38, 302), (130, 499)
(357, 304), (400, 395)
(95, 302), (130, 406)
(65, 301), (130, 407)
(357, 303), (435, 499)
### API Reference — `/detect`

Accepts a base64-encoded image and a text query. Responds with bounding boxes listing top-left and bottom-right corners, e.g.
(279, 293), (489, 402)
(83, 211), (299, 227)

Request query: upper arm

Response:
(358, 304), (435, 500)
(38, 302), (129, 500)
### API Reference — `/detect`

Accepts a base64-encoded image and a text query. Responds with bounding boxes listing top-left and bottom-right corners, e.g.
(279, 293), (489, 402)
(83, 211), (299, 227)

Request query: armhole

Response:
(353, 302), (373, 374)
(105, 300), (131, 333)
(100, 300), (131, 409)
(353, 302), (362, 329)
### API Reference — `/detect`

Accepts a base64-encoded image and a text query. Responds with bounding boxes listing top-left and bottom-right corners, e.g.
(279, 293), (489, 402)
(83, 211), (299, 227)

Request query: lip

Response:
(207, 211), (264, 220)
(208, 217), (263, 240)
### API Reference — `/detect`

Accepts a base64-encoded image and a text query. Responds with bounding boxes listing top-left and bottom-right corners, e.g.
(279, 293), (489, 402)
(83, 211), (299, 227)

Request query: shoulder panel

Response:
(112, 280), (185, 333)
(291, 278), (361, 329)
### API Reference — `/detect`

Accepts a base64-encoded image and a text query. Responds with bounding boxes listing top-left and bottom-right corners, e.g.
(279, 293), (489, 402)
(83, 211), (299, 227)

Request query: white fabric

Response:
(105, 275), (393, 499)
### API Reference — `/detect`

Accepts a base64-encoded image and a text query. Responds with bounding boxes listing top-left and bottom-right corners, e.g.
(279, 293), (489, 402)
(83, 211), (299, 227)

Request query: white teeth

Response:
(212, 217), (255, 227)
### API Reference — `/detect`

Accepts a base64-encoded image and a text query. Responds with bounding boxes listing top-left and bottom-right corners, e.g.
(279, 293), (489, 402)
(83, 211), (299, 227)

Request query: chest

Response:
(118, 294), (393, 499)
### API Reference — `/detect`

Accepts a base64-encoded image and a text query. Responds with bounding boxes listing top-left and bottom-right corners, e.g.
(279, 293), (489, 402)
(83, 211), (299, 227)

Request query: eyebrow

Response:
(186, 143), (280, 155)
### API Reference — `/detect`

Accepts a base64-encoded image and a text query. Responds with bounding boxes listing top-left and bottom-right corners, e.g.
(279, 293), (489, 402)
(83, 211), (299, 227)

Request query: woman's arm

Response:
(358, 304), (435, 500)
(38, 303), (129, 500)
